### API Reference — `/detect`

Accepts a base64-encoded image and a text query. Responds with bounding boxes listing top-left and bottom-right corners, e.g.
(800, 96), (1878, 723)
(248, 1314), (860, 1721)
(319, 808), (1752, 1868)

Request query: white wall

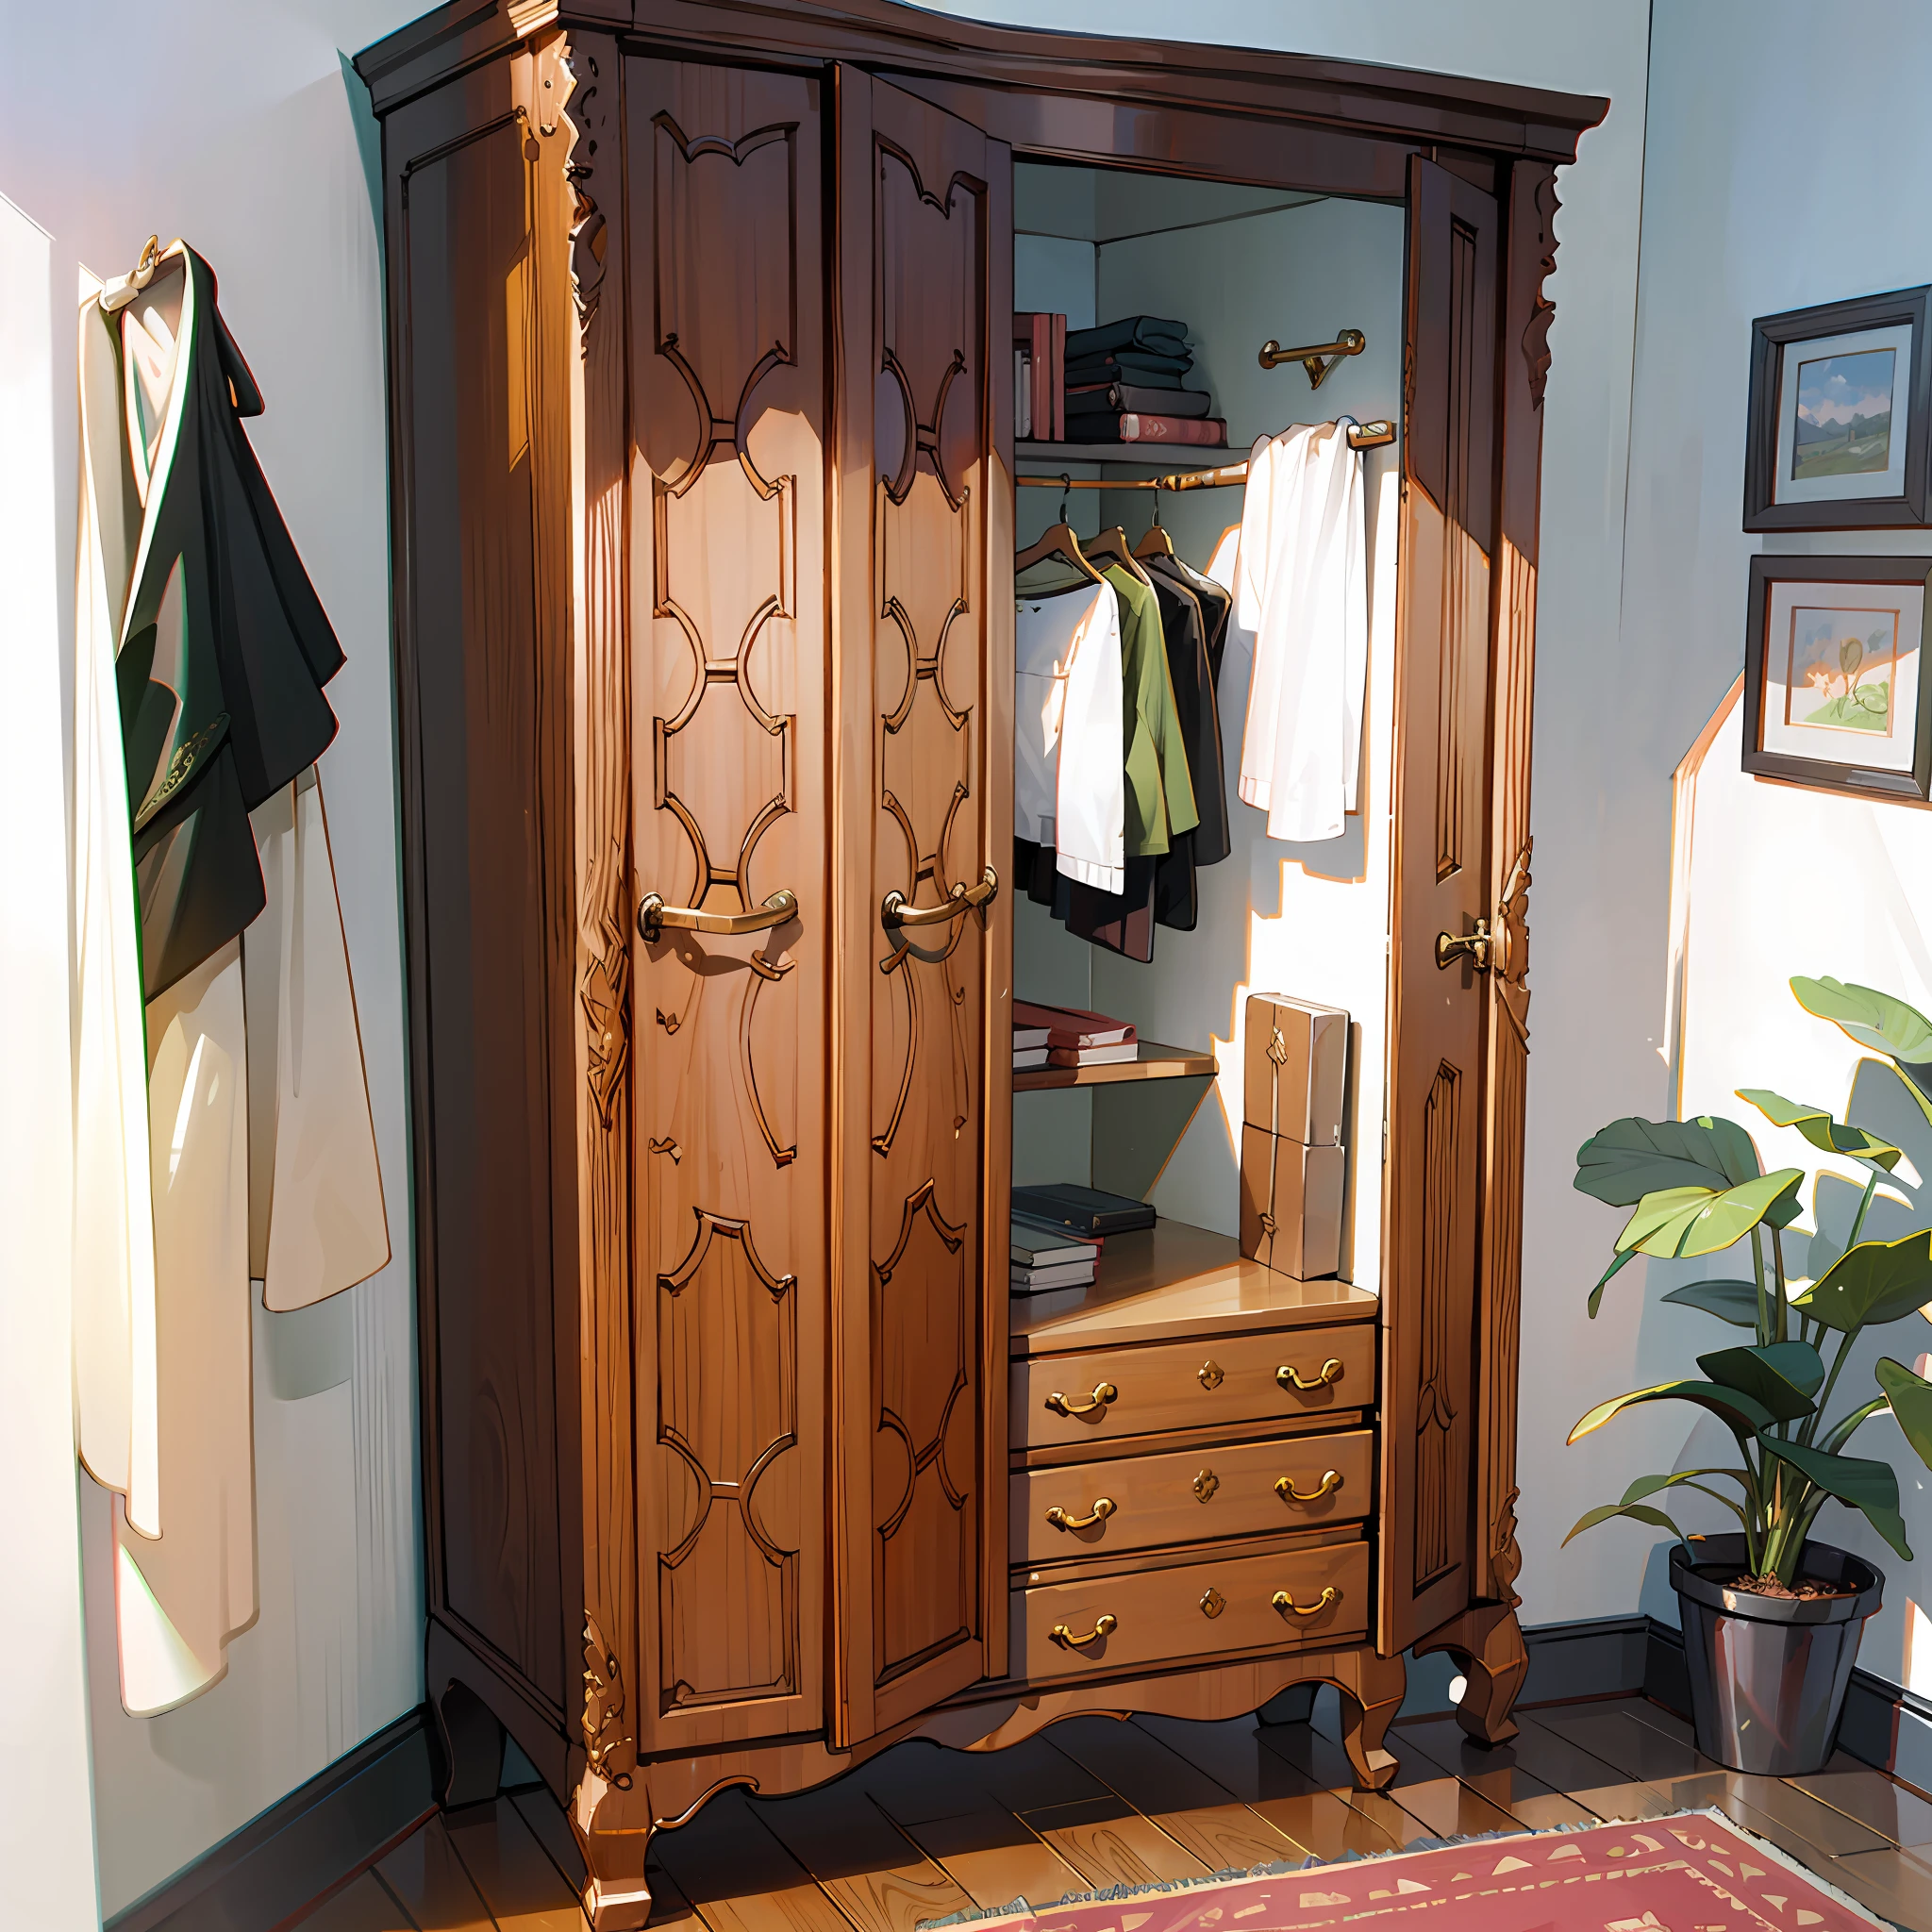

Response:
(1, 3), (426, 1913)
(953, 0), (1654, 1622)
(0, 191), (101, 1932)
(1554, 0), (1932, 1668)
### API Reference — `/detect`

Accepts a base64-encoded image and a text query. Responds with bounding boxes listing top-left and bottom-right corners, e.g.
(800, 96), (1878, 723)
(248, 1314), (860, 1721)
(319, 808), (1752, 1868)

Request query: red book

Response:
(1050, 312), (1066, 441)
(1062, 412), (1228, 446)
(1011, 1001), (1136, 1050)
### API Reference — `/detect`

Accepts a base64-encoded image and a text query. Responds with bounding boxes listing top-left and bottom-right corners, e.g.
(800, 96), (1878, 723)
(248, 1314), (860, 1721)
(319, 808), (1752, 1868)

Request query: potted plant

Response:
(1566, 975), (1932, 1774)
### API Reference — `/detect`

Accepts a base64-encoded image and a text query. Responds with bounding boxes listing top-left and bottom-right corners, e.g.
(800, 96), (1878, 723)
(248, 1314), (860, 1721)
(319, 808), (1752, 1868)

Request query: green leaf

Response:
(1695, 1341), (1824, 1423)
(1736, 1089), (1903, 1171)
(1790, 976), (1932, 1060)
(1614, 1170), (1806, 1258)
(1575, 1115), (1763, 1206)
(1569, 1379), (1778, 1447)
(1563, 1501), (1686, 1547)
(1587, 1245), (1639, 1319)
(1876, 1357), (1932, 1473)
(1792, 1232), (1932, 1332)
(1622, 1468), (1751, 1505)
(1758, 1433), (1912, 1560)
(1660, 1279), (1763, 1327)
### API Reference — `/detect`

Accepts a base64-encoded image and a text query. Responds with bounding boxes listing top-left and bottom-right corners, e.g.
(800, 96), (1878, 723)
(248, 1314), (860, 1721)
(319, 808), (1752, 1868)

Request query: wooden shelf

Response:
(1016, 440), (1235, 470)
(1011, 1218), (1376, 1356)
(1013, 1039), (1215, 1091)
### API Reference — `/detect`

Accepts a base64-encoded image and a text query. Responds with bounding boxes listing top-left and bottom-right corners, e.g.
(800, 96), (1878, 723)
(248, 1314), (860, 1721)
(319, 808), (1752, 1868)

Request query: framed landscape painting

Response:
(1743, 286), (1932, 530)
(1743, 556), (1932, 800)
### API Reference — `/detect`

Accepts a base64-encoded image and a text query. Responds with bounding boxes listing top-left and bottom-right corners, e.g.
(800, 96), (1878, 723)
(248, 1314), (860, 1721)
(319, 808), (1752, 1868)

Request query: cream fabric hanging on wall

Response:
(74, 242), (389, 1714)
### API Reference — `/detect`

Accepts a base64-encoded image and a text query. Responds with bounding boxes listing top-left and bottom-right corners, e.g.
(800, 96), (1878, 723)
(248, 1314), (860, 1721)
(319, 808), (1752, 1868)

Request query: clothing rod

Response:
(1014, 419), (1394, 491)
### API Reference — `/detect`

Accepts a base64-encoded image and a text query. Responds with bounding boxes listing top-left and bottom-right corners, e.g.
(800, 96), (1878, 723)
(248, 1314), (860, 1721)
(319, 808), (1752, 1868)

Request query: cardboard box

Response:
(1242, 992), (1346, 1146)
(1239, 1124), (1344, 1279)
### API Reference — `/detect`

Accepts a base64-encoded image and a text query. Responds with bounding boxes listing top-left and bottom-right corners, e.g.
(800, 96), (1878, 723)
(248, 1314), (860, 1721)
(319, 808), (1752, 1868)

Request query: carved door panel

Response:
(626, 58), (829, 1752)
(1381, 155), (1499, 1654)
(831, 70), (1012, 1746)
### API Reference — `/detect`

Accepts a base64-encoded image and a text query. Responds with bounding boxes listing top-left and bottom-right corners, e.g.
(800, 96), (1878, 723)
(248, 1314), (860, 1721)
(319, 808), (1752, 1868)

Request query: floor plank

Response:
(1792, 1757), (1932, 1849)
(510, 1787), (588, 1891)
(648, 1789), (854, 1932)
(750, 1779), (975, 1932)
(1043, 1716), (1307, 1874)
(1390, 1716), (1600, 1832)
(445, 1798), (590, 1930)
(298, 1873), (421, 1931)
(1828, 1841), (1932, 1929)
(377, 1814), (497, 1931)
(1014, 1796), (1208, 1890)
(1132, 1713), (1403, 1861)
(1491, 1711), (1683, 1824)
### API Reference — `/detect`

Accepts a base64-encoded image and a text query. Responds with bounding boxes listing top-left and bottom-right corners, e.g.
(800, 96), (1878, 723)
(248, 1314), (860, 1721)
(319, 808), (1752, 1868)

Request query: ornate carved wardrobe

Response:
(355, 6), (1604, 1924)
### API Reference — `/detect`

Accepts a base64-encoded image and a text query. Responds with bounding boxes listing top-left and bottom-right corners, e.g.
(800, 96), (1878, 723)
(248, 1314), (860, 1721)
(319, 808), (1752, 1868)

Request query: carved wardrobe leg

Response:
(432, 1677), (506, 1809)
(1332, 1646), (1407, 1790)
(574, 1770), (655, 1932)
(1414, 1601), (1529, 1747)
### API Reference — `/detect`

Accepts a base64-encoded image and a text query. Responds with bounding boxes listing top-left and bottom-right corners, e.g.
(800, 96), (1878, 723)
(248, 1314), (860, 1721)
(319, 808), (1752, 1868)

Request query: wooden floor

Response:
(296, 1696), (1932, 1932)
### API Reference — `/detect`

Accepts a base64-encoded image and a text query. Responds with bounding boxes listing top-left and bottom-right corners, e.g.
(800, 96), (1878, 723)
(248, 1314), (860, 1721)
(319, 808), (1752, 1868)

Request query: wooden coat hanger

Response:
(1014, 476), (1106, 584)
(1082, 525), (1152, 584)
(1132, 485), (1174, 561)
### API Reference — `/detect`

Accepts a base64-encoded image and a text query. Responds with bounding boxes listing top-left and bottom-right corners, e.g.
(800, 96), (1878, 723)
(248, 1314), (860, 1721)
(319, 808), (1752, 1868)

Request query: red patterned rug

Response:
(924, 1810), (1888, 1932)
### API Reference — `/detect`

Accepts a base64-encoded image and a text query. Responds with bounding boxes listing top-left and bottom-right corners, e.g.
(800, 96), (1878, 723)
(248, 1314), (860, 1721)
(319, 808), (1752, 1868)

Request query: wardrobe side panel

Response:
(395, 86), (568, 1709)
(1381, 156), (1499, 1654)
(625, 58), (829, 1751)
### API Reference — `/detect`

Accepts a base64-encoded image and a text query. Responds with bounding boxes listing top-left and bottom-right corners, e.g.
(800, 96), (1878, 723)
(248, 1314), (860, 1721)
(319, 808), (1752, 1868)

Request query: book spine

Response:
(1030, 313), (1052, 447)
(1114, 413), (1227, 445)
(1051, 312), (1066, 441)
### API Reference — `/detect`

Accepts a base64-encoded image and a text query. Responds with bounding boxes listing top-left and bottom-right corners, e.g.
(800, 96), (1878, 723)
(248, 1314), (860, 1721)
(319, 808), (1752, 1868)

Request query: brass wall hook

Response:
(1258, 327), (1366, 388)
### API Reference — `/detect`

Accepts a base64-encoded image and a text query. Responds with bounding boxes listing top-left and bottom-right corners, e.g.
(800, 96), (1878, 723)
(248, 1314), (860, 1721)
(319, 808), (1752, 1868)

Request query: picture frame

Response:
(1742, 285), (1932, 531)
(1742, 555), (1932, 801)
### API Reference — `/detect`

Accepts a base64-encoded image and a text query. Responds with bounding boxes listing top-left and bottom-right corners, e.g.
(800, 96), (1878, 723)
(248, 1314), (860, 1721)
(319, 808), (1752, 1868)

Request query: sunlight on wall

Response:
(1665, 676), (1932, 1678)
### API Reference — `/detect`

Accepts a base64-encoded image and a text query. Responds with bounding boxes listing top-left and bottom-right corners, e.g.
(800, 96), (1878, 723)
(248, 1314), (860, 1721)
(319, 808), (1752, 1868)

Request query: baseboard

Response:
(103, 1707), (435, 1932)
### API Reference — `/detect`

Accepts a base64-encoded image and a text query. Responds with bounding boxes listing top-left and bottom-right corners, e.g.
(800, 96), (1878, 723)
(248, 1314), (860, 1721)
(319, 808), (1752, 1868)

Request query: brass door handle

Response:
(1276, 1357), (1343, 1392)
(1049, 1613), (1118, 1649)
(1436, 919), (1491, 972)
(1272, 1586), (1339, 1619)
(640, 888), (797, 944)
(1276, 1469), (1343, 1505)
(1044, 1381), (1117, 1418)
(881, 865), (998, 930)
(1045, 1497), (1117, 1532)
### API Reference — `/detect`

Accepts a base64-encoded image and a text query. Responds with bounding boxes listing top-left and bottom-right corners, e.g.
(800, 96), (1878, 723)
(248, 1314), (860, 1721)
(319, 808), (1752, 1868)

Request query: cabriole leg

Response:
(1415, 1600), (1529, 1747)
(1333, 1646), (1407, 1790)
(433, 1677), (505, 1809)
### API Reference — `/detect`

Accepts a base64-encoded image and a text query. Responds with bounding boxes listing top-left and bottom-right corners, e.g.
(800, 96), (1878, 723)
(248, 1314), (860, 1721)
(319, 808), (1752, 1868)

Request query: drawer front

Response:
(1012, 1429), (1374, 1565)
(1014, 1539), (1370, 1683)
(1013, 1323), (1374, 1449)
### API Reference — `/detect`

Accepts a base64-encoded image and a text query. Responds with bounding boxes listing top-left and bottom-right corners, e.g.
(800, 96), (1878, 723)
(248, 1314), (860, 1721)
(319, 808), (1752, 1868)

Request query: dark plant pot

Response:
(1670, 1533), (1882, 1774)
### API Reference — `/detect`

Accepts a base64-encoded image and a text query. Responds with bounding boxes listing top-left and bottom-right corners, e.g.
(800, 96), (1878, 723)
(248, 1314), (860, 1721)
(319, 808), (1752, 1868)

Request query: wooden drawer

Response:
(1013, 1538), (1369, 1683)
(1013, 1322), (1374, 1450)
(1012, 1428), (1373, 1565)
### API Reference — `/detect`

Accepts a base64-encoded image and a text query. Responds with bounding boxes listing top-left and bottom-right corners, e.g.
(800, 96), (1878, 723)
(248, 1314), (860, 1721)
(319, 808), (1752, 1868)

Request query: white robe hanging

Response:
(74, 248), (389, 1714)
(1232, 421), (1368, 844)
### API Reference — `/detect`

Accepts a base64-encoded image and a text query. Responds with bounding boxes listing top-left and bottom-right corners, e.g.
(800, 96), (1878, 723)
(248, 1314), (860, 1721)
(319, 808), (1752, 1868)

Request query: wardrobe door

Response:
(1382, 154), (1500, 1654)
(627, 58), (830, 1752)
(830, 69), (1013, 1745)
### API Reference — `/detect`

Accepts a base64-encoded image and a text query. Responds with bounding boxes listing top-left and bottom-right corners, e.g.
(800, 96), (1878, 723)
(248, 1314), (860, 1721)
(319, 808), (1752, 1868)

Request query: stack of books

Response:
(1011, 1181), (1158, 1238)
(1013, 1000), (1138, 1070)
(1010, 1214), (1101, 1294)
(1014, 1013), (1052, 1072)
(1013, 311), (1066, 442)
(1063, 316), (1225, 447)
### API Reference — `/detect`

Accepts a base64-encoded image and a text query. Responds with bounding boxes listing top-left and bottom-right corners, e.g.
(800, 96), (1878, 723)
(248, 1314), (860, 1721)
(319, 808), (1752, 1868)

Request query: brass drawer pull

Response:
(1272, 1585), (1339, 1619)
(1044, 1380), (1117, 1418)
(1275, 1469), (1343, 1505)
(881, 865), (998, 930)
(1045, 1496), (1117, 1532)
(1277, 1357), (1343, 1392)
(640, 888), (796, 944)
(1049, 1613), (1118, 1649)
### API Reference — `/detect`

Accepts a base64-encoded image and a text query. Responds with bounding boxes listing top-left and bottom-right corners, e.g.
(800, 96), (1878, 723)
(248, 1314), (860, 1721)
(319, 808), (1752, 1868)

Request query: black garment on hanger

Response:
(1143, 563), (1230, 931)
(1163, 553), (1232, 685)
(1058, 858), (1158, 963)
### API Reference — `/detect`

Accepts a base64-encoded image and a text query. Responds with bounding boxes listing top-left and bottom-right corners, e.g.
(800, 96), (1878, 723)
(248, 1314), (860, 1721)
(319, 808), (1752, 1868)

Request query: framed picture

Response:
(1743, 555), (1932, 800)
(1743, 286), (1932, 531)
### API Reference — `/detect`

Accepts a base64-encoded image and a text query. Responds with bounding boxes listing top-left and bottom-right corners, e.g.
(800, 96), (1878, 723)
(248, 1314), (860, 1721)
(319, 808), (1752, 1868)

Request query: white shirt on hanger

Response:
(1227, 420), (1367, 843)
(1015, 578), (1125, 891)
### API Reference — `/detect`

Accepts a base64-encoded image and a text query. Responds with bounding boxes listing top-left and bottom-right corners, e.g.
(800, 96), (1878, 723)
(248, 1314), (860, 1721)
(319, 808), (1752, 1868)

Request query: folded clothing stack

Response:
(1064, 315), (1225, 447)
(1010, 1214), (1100, 1294)
(1010, 1181), (1157, 1238)
(1013, 1000), (1138, 1069)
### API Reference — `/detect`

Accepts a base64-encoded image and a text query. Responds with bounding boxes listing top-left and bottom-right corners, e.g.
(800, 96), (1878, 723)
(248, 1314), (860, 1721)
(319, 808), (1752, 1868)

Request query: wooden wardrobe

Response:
(356, 6), (1604, 1924)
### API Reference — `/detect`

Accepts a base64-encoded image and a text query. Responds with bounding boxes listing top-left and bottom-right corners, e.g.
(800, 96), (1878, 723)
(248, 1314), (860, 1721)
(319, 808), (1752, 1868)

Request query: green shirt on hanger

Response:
(1103, 562), (1199, 858)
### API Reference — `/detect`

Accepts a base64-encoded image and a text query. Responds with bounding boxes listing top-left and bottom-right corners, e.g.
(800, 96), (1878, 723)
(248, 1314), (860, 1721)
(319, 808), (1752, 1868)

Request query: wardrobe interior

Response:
(1011, 159), (1404, 1293)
